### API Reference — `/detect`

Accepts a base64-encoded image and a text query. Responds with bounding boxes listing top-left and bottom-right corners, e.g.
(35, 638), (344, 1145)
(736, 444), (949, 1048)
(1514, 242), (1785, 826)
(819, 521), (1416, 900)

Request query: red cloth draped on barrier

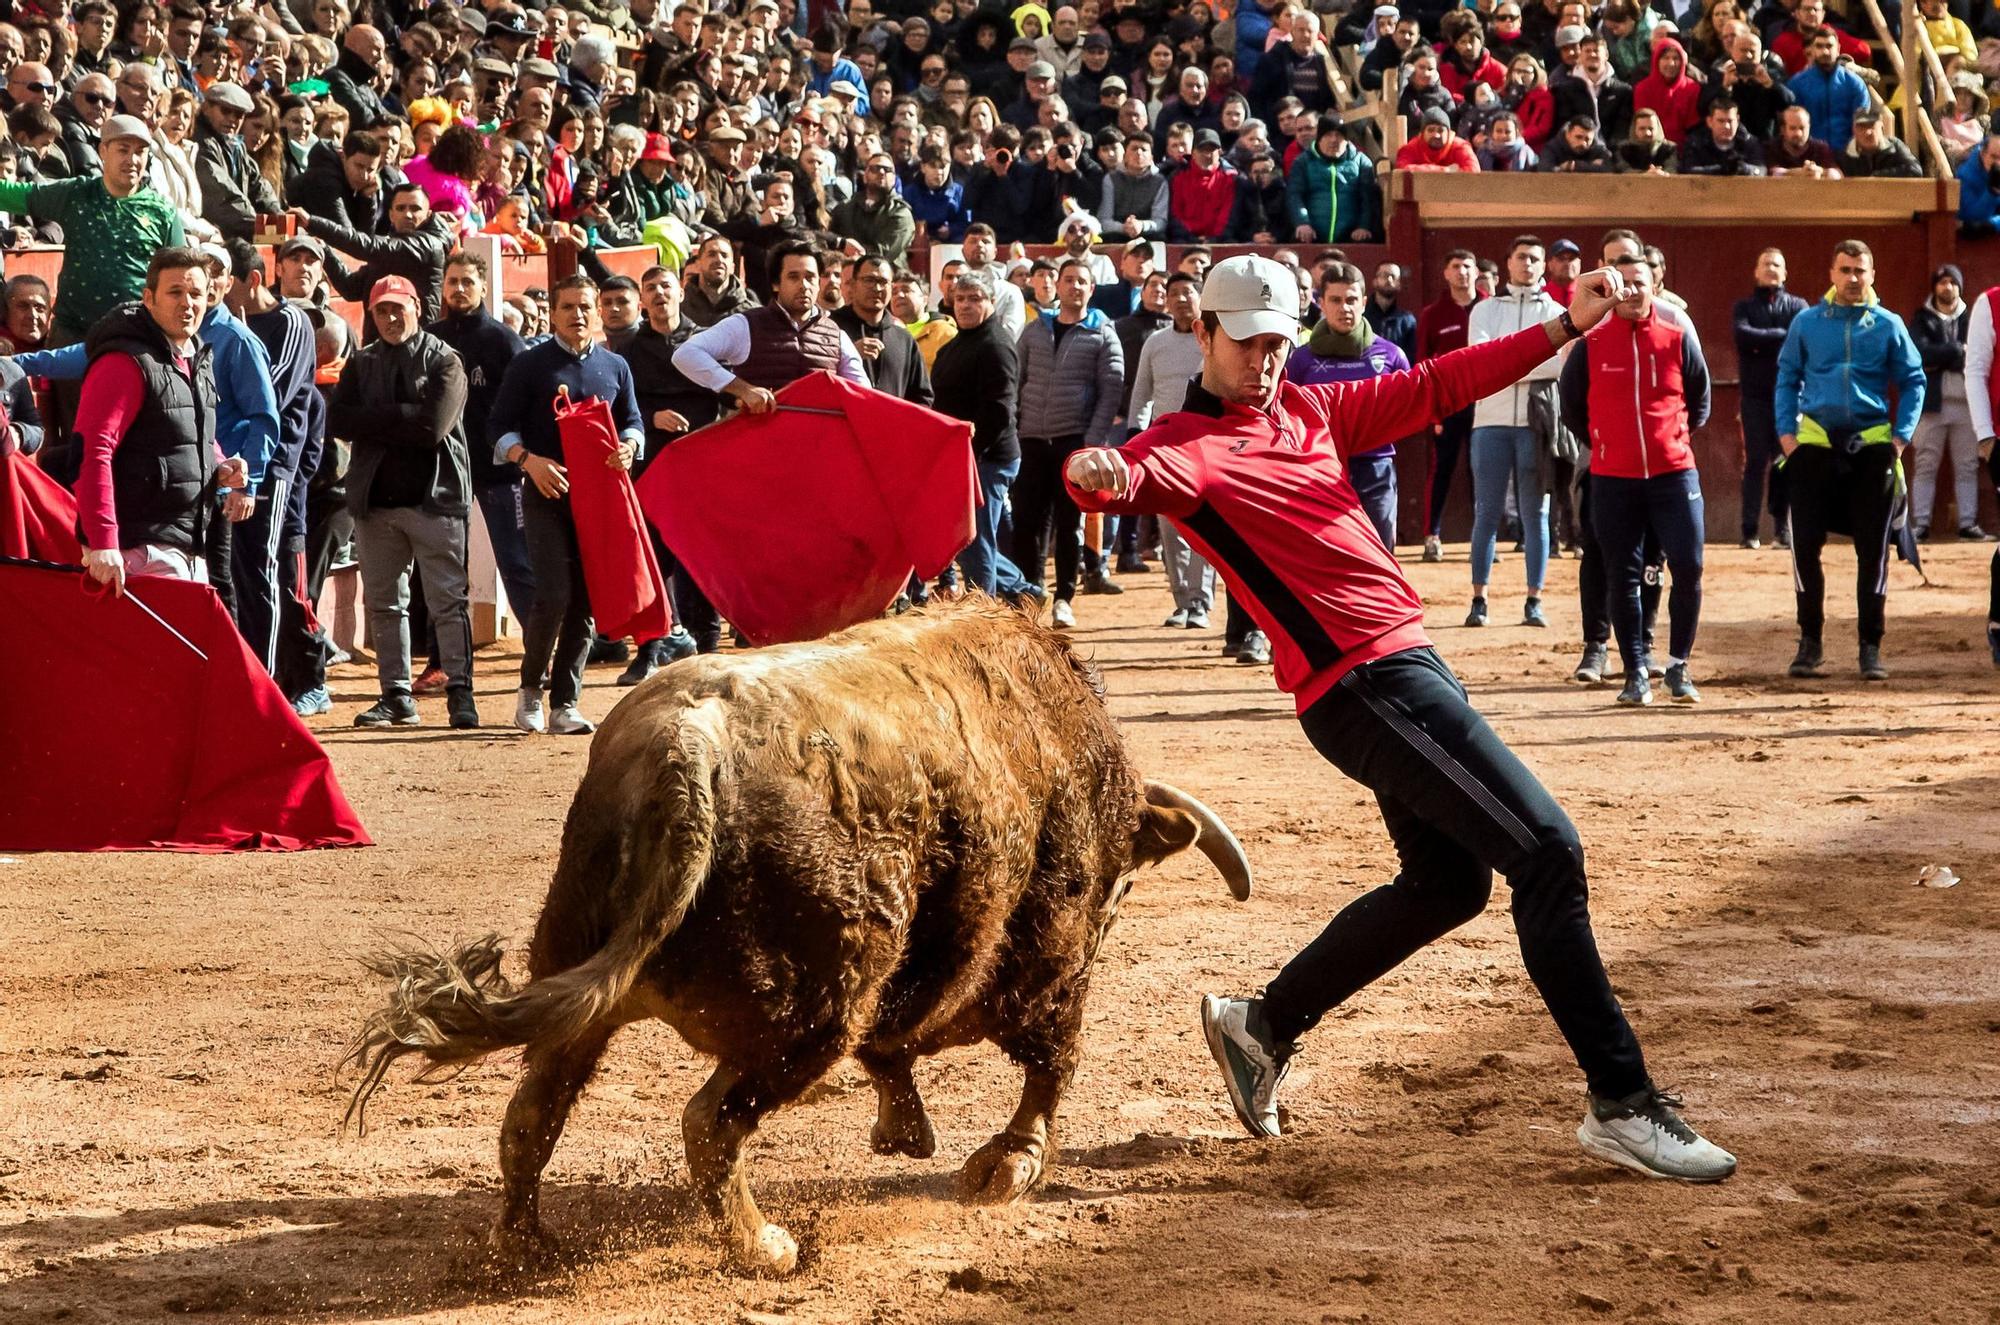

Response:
(0, 464), (371, 852)
(635, 371), (977, 646)
(0, 451), (81, 562)
(555, 386), (671, 643)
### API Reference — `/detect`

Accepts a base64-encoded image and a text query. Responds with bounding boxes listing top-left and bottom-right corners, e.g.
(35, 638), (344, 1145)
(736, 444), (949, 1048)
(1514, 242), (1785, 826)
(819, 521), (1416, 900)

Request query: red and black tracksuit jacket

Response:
(1065, 325), (1563, 712)
(1555, 307), (1712, 479)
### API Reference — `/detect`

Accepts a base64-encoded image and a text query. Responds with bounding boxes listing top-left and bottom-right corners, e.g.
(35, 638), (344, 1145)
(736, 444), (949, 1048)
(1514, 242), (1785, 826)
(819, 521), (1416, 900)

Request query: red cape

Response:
(555, 388), (671, 643)
(636, 372), (976, 646)
(0, 452), (82, 562)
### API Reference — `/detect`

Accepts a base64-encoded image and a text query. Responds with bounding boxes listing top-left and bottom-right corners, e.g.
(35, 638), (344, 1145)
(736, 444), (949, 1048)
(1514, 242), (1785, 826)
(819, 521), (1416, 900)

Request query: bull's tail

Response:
(340, 713), (721, 1132)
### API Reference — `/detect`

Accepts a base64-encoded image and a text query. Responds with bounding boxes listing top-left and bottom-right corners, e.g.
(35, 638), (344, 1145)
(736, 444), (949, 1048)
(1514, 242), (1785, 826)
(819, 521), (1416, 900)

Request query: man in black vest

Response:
(671, 238), (870, 416)
(615, 264), (716, 678)
(75, 246), (240, 595)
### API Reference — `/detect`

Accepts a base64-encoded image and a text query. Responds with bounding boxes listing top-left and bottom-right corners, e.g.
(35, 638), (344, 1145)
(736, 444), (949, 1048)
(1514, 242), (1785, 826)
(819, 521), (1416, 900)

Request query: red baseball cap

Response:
(640, 132), (674, 163)
(369, 275), (421, 311)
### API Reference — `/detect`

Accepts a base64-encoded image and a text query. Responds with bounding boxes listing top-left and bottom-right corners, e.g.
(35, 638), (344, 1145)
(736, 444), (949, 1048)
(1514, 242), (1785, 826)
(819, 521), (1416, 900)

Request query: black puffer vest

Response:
(733, 302), (844, 391)
(83, 303), (218, 552)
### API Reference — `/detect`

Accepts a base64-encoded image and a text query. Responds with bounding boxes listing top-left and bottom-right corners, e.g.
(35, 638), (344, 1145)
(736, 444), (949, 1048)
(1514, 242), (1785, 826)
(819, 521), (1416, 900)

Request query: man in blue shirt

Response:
(490, 274), (646, 737)
(1786, 29), (1866, 153)
(1774, 238), (1926, 681)
(804, 25), (870, 117)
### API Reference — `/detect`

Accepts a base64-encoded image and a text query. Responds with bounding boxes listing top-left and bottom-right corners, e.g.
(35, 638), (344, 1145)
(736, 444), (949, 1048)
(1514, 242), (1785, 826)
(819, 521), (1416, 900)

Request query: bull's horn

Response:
(1145, 781), (1252, 901)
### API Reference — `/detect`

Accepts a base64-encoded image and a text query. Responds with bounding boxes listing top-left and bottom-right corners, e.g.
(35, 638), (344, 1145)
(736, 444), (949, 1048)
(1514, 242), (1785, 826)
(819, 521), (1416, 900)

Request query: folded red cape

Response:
(635, 371), (976, 646)
(0, 451), (82, 562)
(557, 388), (672, 644)
(0, 560), (372, 852)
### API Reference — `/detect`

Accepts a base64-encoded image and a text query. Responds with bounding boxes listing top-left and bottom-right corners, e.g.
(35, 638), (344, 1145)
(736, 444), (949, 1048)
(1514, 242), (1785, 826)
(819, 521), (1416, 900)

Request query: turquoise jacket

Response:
(1773, 295), (1925, 441)
(1284, 141), (1381, 242)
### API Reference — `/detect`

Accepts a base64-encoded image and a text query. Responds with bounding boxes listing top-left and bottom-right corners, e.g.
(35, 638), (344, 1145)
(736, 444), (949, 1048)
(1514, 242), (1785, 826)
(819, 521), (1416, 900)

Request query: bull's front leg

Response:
(957, 1005), (1081, 1205)
(855, 1049), (937, 1159)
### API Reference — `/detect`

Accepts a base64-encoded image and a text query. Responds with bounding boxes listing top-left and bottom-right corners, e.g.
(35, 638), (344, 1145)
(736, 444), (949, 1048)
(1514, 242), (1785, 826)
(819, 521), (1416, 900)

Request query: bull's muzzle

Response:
(1143, 781), (1252, 901)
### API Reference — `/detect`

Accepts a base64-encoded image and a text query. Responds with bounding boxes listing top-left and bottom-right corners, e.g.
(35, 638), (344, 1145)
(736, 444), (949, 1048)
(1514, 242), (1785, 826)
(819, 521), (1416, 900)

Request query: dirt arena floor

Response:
(5, 541), (1999, 1325)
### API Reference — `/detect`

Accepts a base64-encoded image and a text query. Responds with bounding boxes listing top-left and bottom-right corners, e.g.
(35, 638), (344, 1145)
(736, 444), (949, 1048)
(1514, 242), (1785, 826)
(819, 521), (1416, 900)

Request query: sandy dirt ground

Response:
(4, 542), (1999, 1325)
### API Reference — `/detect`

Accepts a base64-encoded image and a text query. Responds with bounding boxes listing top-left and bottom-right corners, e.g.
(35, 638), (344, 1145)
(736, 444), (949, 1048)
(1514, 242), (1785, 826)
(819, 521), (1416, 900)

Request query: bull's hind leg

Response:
(682, 1032), (846, 1277)
(957, 1000), (1084, 1205)
(491, 1026), (616, 1267)
(854, 1048), (937, 1159)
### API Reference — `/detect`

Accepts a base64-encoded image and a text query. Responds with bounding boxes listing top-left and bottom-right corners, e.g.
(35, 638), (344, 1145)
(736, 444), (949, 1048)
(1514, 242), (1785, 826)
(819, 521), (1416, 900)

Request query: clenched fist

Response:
(1065, 447), (1130, 496)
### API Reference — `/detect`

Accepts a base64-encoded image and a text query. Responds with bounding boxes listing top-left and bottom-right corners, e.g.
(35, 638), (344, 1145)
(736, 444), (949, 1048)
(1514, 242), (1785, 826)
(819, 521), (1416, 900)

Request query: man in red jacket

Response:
(1393, 106), (1482, 172)
(1064, 254), (1737, 1184)
(1169, 128), (1239, 243)
(1558, 253), (1712, 706)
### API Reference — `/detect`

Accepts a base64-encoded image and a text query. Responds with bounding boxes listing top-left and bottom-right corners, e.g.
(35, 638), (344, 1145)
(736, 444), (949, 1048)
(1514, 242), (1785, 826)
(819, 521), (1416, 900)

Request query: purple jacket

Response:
(1284, 334), (1411, 456)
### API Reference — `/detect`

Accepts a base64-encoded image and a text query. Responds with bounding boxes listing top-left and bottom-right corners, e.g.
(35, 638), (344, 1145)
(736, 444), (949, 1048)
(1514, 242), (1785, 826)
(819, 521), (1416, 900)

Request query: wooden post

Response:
(1380, 65), (1406, 161)
(1899, 0), (1922, 167)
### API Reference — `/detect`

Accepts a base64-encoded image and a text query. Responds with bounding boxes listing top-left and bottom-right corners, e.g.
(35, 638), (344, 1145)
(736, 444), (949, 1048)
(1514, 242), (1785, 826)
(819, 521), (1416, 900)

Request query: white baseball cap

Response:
(1202, 254), (1300, 341)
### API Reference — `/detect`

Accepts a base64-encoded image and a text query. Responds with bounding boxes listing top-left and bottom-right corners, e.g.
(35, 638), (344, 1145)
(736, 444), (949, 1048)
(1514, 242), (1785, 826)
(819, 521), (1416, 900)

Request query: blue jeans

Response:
(959, 456), (1029, 596)
(1469, 426), (1548, 591)
(476, 478), (539, 621)
(1590, 468), (1704, 670)
(1348, 449), (1398, 550)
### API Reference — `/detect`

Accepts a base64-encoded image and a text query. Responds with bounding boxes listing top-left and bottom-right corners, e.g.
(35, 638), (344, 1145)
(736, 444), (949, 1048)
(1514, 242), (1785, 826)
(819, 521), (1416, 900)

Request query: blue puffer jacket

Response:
(1774, 294), (1926, 441)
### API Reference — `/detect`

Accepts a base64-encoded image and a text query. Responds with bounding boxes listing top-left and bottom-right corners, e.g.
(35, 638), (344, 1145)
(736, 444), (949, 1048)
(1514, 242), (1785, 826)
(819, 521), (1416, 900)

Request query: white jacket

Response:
(1467, 284), (1565, 428)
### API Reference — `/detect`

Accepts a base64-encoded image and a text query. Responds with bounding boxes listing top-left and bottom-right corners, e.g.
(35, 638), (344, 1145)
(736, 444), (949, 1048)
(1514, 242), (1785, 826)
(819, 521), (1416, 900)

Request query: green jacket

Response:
(830, 190), (917, 265)
(0, 177), (184, 339)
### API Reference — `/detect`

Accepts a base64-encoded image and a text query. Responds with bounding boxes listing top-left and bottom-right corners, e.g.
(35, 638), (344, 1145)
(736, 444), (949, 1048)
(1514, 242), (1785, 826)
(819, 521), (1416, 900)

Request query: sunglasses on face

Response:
(82, 92), (113, 108)
(17, 80), (57, 95)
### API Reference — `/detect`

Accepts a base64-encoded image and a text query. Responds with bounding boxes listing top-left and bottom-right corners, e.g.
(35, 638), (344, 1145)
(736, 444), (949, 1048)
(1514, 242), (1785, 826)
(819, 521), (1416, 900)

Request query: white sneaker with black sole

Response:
(548, 704), (596, 736)
(1199, 994), (1295, 1138)
(1577, 1088), (1737, 1182)
(1051, 598), (1075, 628)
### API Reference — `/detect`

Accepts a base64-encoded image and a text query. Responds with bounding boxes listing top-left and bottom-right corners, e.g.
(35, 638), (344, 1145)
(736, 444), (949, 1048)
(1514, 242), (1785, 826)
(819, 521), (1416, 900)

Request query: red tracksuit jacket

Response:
(1555, 307), (1711, 480)
(1066, 325), (1561, 712)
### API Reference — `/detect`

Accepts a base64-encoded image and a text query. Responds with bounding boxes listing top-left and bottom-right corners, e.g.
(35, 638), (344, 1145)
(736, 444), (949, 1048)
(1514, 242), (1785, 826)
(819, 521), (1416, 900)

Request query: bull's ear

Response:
(1132, 804), (1203, 871)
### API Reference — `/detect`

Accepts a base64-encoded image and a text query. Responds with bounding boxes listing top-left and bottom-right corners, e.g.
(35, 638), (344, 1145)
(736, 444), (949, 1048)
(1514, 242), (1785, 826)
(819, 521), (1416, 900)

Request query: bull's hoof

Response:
(728, 1222), (800, 1277)
(870, 1107), (938, 1159)
(485, 1219), (561, 1272)
(955, 1133), (1047, 1205)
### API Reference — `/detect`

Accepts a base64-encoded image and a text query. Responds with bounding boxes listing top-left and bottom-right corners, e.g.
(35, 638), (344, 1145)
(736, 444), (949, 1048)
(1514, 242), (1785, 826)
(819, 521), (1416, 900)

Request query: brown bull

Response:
(344, 599), (1249, 1276)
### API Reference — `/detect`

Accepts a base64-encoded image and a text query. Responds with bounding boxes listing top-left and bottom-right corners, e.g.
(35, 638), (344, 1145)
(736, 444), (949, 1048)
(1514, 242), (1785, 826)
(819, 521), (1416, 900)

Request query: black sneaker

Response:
(1988, 624), (2000, 669)
(1080, 571), (1124, 596)
(1464, 596), (1488, 627)
(1116, 551), (1147, 573)
(587, 635), (630, 665)
(1573, 643), (1607, 684)
(1522, 596), (1547, 628)
(1615, 675), (1652, 706)
(446, 685), (480, 729)
(1663, 662), (1700, 703)
(617, 640), (664, 687)
(1958, 524), (1996, 542)
(662, 628), (699, 662)
(1858, 642), (1888, 681)
(355, 692), (420, 728)
(1787, 638), (1825, 678)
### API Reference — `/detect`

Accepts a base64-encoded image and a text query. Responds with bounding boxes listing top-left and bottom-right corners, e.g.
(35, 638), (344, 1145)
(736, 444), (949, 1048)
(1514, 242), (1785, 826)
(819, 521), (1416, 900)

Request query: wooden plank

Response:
(1395, 171), (1954, 223)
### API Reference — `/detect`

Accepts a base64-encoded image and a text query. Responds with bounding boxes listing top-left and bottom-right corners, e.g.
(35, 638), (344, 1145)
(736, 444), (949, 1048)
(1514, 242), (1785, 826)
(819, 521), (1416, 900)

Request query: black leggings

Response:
(1425, 407), (1474, 539)
(1264, 648), (1650, 1101)
(1988, 450), (2000, 624)
(1012, 434), (1085, 601)
(1577, 470), (1661, 651)
(1591, 469), (1704, 670)
(1785, 444), (1895, 646)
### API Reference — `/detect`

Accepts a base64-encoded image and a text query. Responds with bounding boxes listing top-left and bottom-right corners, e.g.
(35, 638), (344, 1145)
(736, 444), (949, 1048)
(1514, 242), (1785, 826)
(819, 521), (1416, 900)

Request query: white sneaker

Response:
(1163, 608), (1189, 628)
(1199, 994), (1295, 1138)
(1051, 598), (1075, 628)
(1184, 610), (1210, 630)
(513, 687), (545, 734)
(548, 705), (596, 736)
(1577, 1088), (1738, 1182)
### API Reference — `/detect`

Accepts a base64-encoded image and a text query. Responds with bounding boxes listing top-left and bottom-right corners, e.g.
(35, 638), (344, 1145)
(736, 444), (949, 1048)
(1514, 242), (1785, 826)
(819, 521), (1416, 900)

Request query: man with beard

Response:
(682, 233), (759, 327)
(1363, 261), (1417, 362)
(833, 254), (930, 406)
